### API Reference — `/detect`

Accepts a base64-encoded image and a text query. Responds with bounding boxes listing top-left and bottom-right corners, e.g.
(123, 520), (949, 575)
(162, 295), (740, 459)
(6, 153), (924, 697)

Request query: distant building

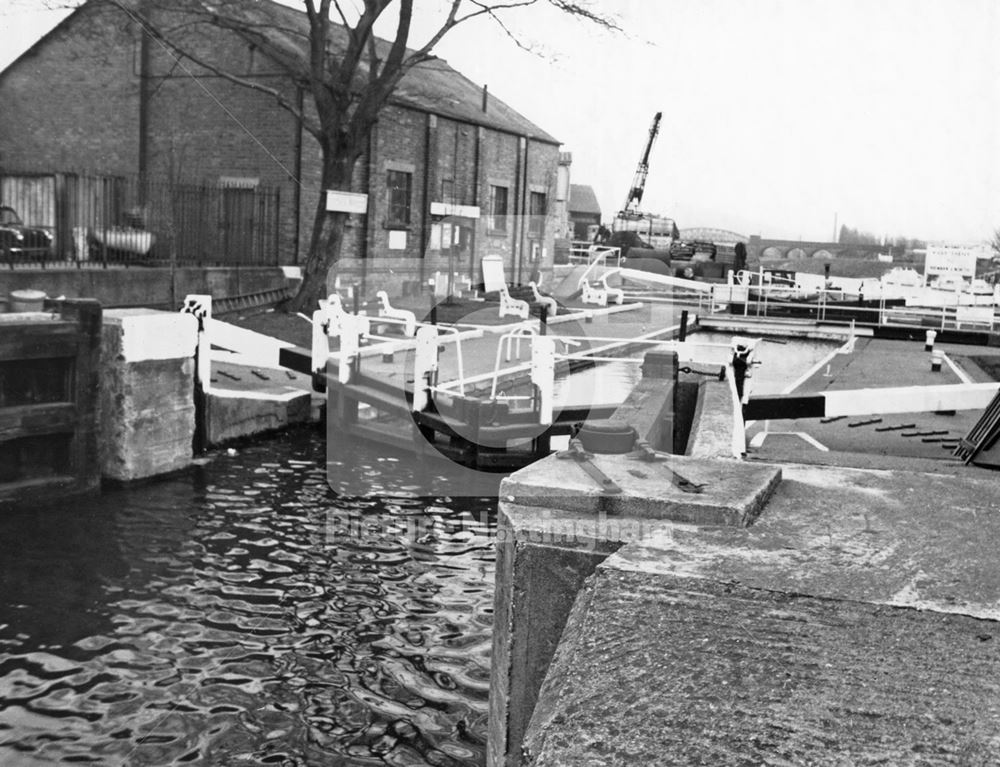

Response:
(553, 152), (573, 240)
(0, 0), (562, 294)
(568, 184), (602, 240)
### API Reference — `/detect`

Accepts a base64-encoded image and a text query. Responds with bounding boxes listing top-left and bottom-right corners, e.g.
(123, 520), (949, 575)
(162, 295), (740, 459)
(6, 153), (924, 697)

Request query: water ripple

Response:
(0, 428), (499, 765)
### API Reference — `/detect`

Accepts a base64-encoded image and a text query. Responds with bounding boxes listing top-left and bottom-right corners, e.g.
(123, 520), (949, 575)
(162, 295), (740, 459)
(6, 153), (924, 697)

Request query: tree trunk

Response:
(286, 151), (356, 314)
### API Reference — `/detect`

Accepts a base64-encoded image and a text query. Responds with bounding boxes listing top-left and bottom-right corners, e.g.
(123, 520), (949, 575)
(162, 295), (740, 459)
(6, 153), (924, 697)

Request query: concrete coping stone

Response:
(104, 308), (198, 362)
(603, 460), (1000, 620)
(501, 453), (782, 527)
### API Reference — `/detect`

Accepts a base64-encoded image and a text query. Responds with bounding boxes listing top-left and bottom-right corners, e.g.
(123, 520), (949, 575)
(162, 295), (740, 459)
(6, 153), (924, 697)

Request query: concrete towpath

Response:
(745, 336), (1000, 464)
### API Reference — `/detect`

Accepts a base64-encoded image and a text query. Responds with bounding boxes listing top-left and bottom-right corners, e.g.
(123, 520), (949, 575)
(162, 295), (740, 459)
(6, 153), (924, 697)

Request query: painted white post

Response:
(182, 294), (212, 395)
(311, 307), (329, 378)
(339, 312), (367, 385)
(325, 293), (345, 338)
(925, 330), (937, 351)
(531, 335), (555, 426)
(412, 325), (439, 412)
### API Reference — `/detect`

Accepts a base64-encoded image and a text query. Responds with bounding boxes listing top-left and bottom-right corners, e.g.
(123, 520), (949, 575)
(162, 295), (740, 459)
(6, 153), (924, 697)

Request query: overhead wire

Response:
(110, 0), (305, 189)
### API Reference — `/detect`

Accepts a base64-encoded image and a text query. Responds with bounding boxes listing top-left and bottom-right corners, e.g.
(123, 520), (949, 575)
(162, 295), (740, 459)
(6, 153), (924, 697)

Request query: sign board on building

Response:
(924, 247), (977, 283)
(326, 190), (369, 214)
(430, 202), (481, 219)
(388, 230), (407, 250)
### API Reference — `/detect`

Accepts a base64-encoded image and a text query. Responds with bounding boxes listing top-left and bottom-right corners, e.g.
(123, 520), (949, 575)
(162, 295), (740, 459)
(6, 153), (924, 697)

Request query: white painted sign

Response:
(326, 190), (369, 214)
(925, 248), (976, 281)
(430, 202), (481, 219)
(388, 230), (407, 250)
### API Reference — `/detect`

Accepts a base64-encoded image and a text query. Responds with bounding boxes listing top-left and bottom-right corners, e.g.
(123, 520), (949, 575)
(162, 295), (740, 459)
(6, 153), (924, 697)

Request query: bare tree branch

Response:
(21, 0), (624, 311)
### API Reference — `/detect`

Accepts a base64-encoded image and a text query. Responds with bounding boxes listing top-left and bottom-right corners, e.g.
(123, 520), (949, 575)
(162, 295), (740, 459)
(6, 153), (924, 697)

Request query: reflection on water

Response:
(687, 331), (841, 395)
(552, 332), (838, 406)
(0, 429), (499, 766)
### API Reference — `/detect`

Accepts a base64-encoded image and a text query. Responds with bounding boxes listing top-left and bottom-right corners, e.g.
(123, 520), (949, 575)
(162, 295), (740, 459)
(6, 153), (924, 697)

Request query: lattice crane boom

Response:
(620, 111), (662, 217)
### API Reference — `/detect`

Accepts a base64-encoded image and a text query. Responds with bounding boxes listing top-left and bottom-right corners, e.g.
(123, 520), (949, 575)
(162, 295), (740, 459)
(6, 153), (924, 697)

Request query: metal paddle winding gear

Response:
(630, 439), (705, 494)
(555, 439), (623, 495)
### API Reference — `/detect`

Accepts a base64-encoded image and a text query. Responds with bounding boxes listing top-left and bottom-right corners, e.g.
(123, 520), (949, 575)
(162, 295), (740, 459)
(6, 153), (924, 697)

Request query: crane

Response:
(619, 111), (662, 219)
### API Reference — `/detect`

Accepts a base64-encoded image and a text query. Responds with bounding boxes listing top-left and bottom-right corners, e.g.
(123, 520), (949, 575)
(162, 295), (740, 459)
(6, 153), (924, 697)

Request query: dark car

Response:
(0, 206), (53, 261)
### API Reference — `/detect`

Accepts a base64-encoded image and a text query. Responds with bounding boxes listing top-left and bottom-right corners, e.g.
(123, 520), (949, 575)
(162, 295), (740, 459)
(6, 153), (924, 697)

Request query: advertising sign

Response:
(924, 247), (977, 283)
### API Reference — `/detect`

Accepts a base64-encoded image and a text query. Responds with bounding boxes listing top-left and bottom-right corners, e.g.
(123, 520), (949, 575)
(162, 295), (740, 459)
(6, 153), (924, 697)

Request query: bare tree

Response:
(42, 0), (618, 311)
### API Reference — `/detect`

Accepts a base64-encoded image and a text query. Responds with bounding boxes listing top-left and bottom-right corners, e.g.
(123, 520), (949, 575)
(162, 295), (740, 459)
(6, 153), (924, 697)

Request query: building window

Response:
(489, 185), (509, 233)
(529, 191), (547, 237)
(386, 170), (412, 227)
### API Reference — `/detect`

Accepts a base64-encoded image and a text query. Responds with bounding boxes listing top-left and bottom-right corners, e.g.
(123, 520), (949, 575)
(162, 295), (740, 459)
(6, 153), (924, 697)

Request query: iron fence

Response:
(0, 168), (281, 268)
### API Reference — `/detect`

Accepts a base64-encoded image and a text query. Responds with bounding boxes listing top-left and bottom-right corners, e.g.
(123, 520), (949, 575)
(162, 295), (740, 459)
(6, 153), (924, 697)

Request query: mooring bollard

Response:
(931, 349), (943, 372)
(925, 329), (937, 352)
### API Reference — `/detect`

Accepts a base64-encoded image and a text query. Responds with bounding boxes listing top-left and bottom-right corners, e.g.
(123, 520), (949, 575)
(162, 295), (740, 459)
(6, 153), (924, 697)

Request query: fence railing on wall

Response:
(0, 168), (281, 269)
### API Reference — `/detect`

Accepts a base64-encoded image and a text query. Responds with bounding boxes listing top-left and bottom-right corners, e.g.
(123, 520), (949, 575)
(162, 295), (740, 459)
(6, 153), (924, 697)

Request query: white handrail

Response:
(319, 309), (468, 396)
(577, 245), (623, 287)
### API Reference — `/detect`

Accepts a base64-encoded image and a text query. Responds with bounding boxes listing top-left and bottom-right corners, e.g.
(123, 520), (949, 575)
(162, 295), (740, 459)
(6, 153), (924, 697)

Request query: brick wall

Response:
(145, 77), (302, 264)
(0, 4), (141, 174)
(0, 3), (561, 299)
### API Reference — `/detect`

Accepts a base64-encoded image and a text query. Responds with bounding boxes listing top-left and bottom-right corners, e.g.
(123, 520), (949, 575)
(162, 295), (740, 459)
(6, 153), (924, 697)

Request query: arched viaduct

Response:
(747, 235), (884, 261)
(679, 230), (887, 263)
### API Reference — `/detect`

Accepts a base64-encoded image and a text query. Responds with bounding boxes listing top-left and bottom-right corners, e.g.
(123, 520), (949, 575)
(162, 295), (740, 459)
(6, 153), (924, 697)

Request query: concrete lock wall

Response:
(489, 355), (689, 766)
(99, 309), (198, 481)
(205, 389), (312, 446)
(489, 352), (1000, 764)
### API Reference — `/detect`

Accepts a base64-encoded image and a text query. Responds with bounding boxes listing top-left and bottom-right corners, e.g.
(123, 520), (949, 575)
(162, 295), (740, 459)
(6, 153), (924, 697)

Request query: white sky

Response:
(3, 0), (998, 243)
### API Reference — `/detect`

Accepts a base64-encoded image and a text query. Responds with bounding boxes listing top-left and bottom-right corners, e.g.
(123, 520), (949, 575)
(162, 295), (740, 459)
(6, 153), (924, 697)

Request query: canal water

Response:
(0, 428), (500, 766)
(687, 331), (842, 395)
(0, 329), (839, 765)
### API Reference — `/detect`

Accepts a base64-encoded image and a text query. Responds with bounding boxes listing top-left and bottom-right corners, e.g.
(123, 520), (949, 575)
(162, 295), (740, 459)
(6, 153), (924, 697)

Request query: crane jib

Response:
(621, 111), (662, 216)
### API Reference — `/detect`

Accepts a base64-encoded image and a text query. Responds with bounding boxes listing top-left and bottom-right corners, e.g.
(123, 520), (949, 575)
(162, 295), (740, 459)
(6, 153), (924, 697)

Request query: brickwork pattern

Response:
(0, 3), (561, 296)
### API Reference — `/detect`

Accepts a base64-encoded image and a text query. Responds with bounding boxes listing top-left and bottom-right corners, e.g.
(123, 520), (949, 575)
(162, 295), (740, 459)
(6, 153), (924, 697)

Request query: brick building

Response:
(568, 184), (603, 241)
(0, 0), (562, 295)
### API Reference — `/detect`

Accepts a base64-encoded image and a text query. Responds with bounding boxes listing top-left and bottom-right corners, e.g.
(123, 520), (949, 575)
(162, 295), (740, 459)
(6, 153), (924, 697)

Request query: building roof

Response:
(0, 0), (559, 145)
(236, 0), (559, 143)
(569, 184), (601, 216)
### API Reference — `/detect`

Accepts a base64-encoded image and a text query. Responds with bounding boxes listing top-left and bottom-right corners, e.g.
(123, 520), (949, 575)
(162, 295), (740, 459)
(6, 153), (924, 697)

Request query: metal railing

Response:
(702, 281), (999, 332)
(575, 244), (623, 287)
(567, 240), (622, 268)
(0, 167), (281, 268)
